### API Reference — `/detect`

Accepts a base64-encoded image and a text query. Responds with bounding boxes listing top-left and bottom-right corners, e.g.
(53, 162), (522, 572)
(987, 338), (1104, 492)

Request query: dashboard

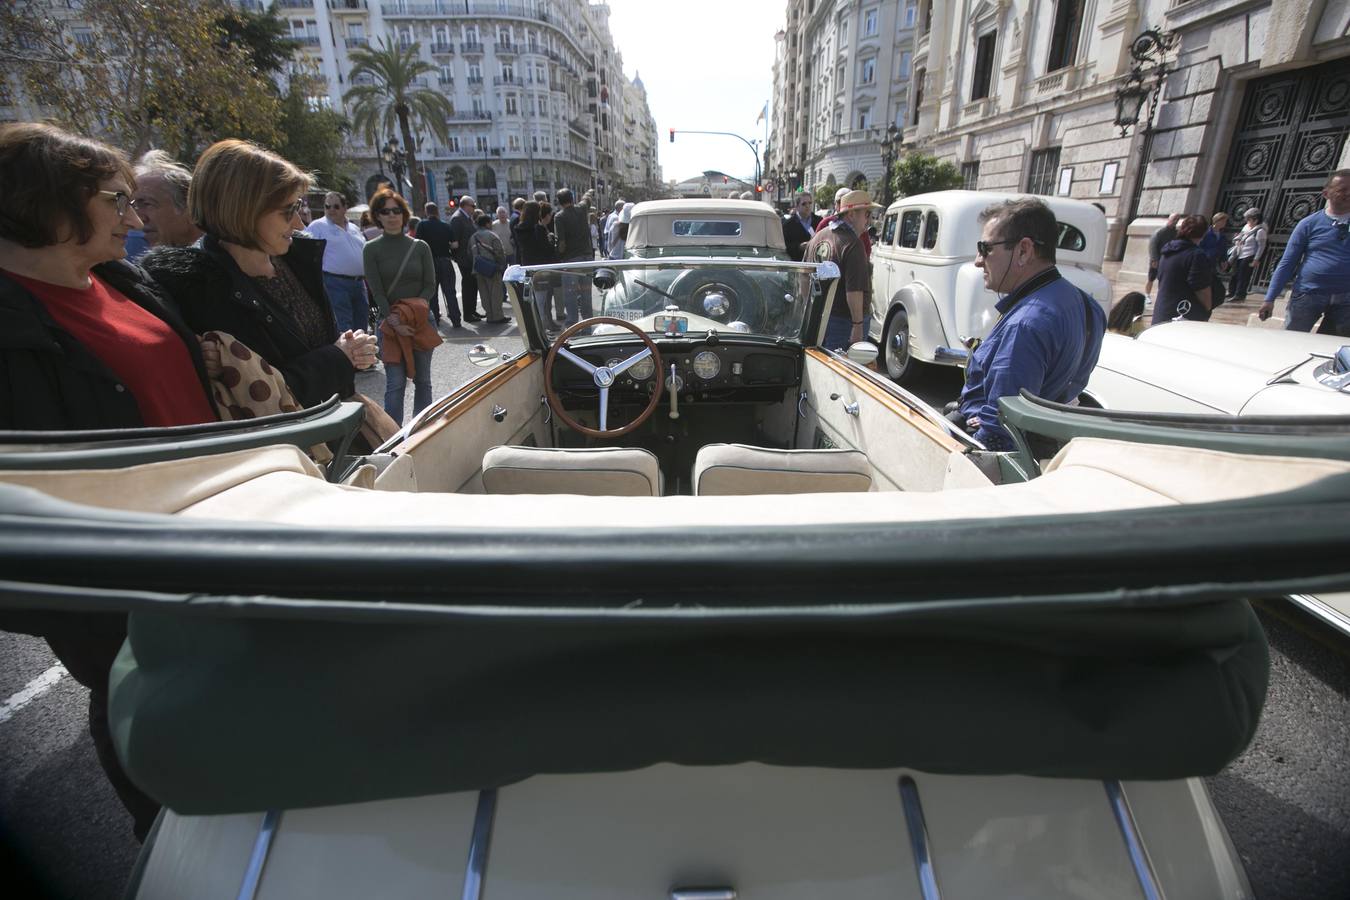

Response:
(552, 337), (802, 401)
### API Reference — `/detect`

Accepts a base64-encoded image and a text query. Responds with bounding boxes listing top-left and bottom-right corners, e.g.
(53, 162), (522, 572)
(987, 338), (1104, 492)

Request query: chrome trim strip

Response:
(461, 788), (498, 900)
(516, 257), (820, 273)
(1104, 781), (1163, 900)
(1286, 593), (1350, 638)
(235, 809), (282, 900)
(898, 775), (942, 900)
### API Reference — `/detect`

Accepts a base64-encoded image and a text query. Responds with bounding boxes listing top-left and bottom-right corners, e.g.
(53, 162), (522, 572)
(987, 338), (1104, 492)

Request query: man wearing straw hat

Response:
(803, 188), (881, 350)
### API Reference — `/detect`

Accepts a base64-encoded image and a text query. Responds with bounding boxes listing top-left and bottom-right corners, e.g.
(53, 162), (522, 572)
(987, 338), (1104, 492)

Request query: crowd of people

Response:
(1136, 169), (1350, 336)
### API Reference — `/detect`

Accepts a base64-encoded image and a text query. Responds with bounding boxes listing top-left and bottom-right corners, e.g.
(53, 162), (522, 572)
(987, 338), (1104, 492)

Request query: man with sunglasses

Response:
(1259, 169), (1350, 336)
(782, 191), (821, 262)
(950, 198), (1105, 451)
(304, 192), (371, 334)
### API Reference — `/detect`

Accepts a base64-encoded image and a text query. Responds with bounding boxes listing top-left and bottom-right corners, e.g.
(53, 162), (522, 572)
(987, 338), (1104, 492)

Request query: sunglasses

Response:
(976, 237), (1043, 257)
(98, 190), (132, 218)
(281, 198), (307, 218)
(376, 207), (402, 216)
(324, 203), (345, 210)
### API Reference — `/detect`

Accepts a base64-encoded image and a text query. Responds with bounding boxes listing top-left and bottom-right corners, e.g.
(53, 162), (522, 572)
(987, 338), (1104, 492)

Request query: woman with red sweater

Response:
(0, 123), (217, 840)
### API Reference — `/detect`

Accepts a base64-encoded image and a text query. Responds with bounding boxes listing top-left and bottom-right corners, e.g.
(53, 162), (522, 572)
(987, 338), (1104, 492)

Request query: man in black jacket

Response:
(553, 189), (593, 325)
(415, 201), (459, 327)
(782, 191), (821, 262)
(448, 196), (482, 322)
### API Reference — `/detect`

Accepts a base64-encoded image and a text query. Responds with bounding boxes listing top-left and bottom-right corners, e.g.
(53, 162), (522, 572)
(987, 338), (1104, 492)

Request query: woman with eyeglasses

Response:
(143, 140), (377, 409)
(0, 121), (220, 841)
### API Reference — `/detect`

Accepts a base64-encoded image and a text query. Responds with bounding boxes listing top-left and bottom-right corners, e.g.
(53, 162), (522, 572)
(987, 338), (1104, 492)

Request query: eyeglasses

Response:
(976, 237), (1042, 257)
(323, 203), (345, 210)
(129, 197), (159, 213)
(376, 207), (402, 216)
(98, 190), (132, 218)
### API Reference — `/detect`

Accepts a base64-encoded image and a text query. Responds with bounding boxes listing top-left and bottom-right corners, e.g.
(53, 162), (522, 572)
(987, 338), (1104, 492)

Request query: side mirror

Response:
(592, 267), (617, 291)
(845, 341), (879, 367)
(468, 343), (508, 368)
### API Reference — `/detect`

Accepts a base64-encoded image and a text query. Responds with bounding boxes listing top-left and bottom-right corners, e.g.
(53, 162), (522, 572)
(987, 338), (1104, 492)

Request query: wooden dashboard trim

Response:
(396, 353), (540, 456)
(805, 348), (967, 454)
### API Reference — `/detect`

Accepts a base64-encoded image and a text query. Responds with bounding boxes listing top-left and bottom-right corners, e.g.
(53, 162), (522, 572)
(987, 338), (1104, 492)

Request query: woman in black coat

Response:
(513, 200), (559, 328)
(142, 140), (376, 408)
(1151, 214), (1216, 325)
(0, 123), (218, 840)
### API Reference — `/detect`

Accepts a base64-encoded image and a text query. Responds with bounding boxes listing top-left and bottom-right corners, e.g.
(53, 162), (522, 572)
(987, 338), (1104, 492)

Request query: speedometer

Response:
(692, 350), (721, 380)
(625, 355), (655, 381)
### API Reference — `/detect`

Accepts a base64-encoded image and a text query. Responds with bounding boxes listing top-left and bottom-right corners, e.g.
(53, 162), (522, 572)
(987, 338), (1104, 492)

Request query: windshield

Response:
(511, 258), (819, 343)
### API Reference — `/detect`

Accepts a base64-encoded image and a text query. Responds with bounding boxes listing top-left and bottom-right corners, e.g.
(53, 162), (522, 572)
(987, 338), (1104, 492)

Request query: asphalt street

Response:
(1, 311), (1346, 898)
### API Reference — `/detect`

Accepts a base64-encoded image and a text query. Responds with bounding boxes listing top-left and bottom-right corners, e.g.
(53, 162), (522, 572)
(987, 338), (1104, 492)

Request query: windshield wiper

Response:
(634, 279), (677, 301)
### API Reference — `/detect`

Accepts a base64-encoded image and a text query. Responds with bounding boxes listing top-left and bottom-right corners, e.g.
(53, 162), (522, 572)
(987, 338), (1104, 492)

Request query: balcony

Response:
(345, 37), (368, 49)
(466, 76), (484, 86)
(495, 42), (519, 55)
(438, 77), (454, 87)
(380, 3), (444, 16)
(277, 0), (315, 9)
(430, 41), (454, 55)
(293, 35), (323, 48)
(328, 0), (367, 11)
(448, 111), (493, 122)
(492, 75), (517, 86)
(461, 41), (484, 55)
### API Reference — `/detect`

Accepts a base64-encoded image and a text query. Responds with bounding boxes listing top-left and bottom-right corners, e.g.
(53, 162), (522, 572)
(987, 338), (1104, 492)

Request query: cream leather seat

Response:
(481, 445), (663, 496)
(692, 443), (872, 496)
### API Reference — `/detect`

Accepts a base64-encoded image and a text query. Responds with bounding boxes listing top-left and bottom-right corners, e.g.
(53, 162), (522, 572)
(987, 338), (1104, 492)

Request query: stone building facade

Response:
(267, 0), (659, 208)
(770, 0), (917, 202)
(903, 0), (1350, 288)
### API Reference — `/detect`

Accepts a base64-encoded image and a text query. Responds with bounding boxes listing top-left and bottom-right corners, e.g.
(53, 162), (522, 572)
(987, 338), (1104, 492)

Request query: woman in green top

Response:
(362, 187), (437, 421)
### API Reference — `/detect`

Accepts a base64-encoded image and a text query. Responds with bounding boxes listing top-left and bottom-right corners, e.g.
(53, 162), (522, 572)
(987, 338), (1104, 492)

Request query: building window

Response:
(505, 94), (518, 114)
(904, 2), (916, 28)
(912, 67), (925, 125)
(447, 136), (460, 152)
(861, 58), (875, 85)
(1026, 147), (1061, 195)
(476, 135), (490, 153)
(1047, 0), (1083, 72)
(834, 110), (842, 132)
(501, 63), (515, 82)
(863, 8), (878, 36)
(900, 51), (912, 76)
(439, 65), (452, 84)
(858, 106), (872, 129)
(840, 16), (849, 41)
(508, 134), (520, 151)
(971, 31), (997, 101)
(468, 63), (482, 83)
(472, 97), (484, 115)
(961, 161), (979, 190)
(922, 0), (932, 34)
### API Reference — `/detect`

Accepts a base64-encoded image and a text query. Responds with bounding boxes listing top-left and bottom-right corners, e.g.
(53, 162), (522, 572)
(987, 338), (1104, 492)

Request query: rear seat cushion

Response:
(693, 443), (872, 495)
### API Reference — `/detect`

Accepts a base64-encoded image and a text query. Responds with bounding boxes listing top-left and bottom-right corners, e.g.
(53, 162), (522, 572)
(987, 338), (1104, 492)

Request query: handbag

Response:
(471, 232), (503, 278)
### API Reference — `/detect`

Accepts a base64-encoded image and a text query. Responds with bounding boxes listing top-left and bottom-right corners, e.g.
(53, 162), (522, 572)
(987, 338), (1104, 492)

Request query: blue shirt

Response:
(958, 268), (1106, 450)
(1264, 210), (1350, 301)
(124, 230), (150, 262)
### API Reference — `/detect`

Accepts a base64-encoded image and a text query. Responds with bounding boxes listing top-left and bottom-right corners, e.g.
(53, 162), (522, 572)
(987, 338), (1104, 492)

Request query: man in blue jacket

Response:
(1259, 169), (1350, 336)
(953, 198), (1106, 451)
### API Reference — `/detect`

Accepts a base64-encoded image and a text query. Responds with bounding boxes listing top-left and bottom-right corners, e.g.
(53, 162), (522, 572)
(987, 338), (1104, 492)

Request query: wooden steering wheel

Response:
(543, 317), (664, 439)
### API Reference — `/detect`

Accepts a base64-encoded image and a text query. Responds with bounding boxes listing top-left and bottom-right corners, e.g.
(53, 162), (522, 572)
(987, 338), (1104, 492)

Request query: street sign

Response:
(763, 181), (776, 195)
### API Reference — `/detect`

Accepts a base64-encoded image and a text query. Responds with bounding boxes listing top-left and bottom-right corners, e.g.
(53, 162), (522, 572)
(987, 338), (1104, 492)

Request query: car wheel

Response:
(882, 307), (917, 384)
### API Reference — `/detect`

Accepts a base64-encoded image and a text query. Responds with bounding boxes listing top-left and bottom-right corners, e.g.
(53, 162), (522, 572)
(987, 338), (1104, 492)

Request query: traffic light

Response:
(755, 184), (763, 194)
(669, 128), (675, 143)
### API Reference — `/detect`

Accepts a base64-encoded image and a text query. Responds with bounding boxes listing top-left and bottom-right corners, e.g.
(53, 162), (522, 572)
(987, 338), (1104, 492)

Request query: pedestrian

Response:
(607, 203), (634, 260)
(1227, 208), (1267, 304)
(553, 188), (594, 325)
(532, 189), (548, 203)
(448, 195), (482, 321)
(603, 199), (624, 256)
(514, 200), (558, 329)
(0, 122), (220, 840)
(803, 189), (879, 350)
(782, 190), (821, 262)
(1151, 214), (1214, 324)
(363, 187), (440, 423)
(539, 201), (565, 322)
(1145, 212), (1182, 296)
(1259, 169), (1350, 335)
(132, 150), (203, 249)
(472, 212), (510, 324)
(414, 200), (459, 327)
(491, 205), (516, 264)
(303, 192), (370, 334)
(949, 197), (1106, 451)
(588, 210), (601, 258)
(510, 196), (525, 227)
(1108, 291), (1148, 336)
(143, 139), (377, 410)
(360, 209), (380, 240)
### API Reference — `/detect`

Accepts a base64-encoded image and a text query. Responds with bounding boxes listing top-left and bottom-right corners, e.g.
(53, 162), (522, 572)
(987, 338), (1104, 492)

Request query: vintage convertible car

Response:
(2, 258), (1348, 899)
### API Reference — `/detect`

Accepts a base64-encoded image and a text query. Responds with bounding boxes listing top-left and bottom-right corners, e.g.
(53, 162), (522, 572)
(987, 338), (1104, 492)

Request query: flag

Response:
(756, 101), (767, 124)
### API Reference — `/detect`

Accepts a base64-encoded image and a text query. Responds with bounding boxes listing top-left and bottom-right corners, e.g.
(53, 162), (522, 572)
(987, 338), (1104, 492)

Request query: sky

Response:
(602, 0), (777, 186)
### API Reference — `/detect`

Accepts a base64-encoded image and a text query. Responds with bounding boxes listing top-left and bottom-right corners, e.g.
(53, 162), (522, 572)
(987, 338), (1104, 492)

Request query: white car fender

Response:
(885, 281), (951, 365)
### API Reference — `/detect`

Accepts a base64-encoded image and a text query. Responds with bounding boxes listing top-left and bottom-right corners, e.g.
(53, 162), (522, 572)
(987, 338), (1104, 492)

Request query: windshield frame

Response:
(504, 257), (834, 351)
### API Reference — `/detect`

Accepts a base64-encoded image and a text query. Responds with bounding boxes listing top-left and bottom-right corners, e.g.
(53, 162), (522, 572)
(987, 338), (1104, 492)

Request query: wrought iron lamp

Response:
(879, 123), (903, 206)
(1112, 28), (1178, 137)
(382, 138), (407, 192)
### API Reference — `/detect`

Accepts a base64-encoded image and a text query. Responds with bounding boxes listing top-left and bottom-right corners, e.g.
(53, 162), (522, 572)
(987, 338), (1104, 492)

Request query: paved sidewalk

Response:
(1103, 259), (1283, 327)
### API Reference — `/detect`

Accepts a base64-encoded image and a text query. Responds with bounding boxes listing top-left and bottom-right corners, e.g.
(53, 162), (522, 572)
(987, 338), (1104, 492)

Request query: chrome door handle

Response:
(491, 404), (507, 422)
(671, 890), (737, 900)
(843, 401), (860, 416)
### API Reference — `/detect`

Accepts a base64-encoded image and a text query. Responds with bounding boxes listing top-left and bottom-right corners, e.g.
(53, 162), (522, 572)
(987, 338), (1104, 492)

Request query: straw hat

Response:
(837, 189), (883, 213)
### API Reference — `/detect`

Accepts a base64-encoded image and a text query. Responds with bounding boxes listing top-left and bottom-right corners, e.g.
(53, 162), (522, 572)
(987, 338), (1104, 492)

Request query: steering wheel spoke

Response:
(557, 346), (596, 374)
(609, 347), (652, 377)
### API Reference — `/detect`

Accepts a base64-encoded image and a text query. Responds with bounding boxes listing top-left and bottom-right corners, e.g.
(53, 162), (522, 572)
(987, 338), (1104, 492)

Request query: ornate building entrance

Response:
(1216, 57), (1350, 289)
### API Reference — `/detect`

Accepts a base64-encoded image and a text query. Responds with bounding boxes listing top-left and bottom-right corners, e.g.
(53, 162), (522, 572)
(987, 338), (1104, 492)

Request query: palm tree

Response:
(344, 37), (454, 209)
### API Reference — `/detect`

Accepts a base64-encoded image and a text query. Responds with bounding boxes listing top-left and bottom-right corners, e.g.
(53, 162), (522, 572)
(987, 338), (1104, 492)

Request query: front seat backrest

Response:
(482, 445), (663, 496)
(693, 443), (872, 495)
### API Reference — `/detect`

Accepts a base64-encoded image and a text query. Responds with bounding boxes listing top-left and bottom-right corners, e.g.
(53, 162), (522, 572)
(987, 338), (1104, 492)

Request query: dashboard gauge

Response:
(626, 355), (655, 380)
(692, 350), (722, 380)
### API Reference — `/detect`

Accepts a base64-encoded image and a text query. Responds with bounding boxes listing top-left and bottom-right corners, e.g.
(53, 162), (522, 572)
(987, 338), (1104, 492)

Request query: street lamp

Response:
(1112, 28), (1177, 137)
(382, 138), (407, 193)
(879, 123), (902, 206)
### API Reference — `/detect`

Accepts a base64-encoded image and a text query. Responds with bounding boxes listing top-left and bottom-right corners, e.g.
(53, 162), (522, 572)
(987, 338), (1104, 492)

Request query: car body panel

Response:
(870, 191), (1111, 365)
(626, 198), (786, 257)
